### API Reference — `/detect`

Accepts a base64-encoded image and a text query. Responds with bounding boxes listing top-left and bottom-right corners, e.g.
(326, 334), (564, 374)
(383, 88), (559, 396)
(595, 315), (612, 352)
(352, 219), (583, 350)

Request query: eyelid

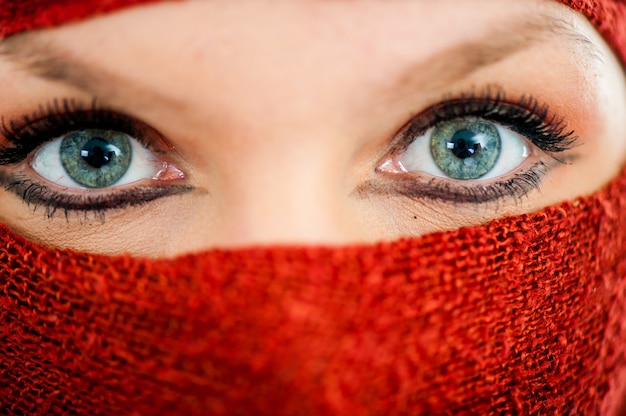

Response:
(3, 173), (194, 219)
(377, 161), (550, 204)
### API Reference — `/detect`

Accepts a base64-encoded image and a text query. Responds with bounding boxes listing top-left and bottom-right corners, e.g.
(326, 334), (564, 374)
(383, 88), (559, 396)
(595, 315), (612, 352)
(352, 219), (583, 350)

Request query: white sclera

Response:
(396, 122), (531, 180)
(31, 132), (162, 189)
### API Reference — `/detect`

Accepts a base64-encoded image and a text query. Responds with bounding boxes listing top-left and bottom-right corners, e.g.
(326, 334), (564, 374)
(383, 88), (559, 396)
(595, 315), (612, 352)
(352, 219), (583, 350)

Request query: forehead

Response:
(0, 0), (606, 139)
(1, 0), (623, 70)
(0, 0), (598, 88)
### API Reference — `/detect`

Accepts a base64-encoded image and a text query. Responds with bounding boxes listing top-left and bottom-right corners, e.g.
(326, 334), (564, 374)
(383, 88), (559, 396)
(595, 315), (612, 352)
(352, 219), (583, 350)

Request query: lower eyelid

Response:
(374, 161), (551, 205)
(0, 172), (195, 218)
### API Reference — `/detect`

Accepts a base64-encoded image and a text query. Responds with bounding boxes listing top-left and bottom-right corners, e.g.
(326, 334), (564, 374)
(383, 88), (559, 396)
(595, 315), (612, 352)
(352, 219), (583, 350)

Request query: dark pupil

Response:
(447, 129), (482, 159)
(80, 138), (119, 169)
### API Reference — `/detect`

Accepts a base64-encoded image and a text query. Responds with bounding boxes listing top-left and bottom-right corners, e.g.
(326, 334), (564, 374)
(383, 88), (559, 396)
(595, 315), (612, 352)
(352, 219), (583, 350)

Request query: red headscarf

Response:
(1, 1), (626, 415)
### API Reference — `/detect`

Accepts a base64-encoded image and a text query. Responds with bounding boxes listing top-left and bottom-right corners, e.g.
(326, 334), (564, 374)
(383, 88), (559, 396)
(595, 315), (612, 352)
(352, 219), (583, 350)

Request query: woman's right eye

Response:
(31, 128), (174, 189)
(0, 102), (192, 218)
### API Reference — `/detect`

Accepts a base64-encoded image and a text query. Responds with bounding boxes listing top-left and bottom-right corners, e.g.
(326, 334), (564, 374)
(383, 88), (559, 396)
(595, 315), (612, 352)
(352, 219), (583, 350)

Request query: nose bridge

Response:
(213, 143), (358, 246)
(159, 119), (375, 255)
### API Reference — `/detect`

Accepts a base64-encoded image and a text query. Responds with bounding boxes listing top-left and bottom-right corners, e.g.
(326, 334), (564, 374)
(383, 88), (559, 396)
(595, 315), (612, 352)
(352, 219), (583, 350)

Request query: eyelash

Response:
(381, 86), (578, 204)
(0, 88), (577, 217)
(0, 98), (159, 163)
(0, 99), (190, 219)
(2, 173), (192, 220)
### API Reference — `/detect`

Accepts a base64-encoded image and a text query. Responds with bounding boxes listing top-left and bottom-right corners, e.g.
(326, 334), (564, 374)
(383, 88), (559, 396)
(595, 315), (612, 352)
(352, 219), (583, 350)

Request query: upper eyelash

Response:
(395, 85), (578, 159)
(0, 98), (163, 165)
(0, 89), (576, 214)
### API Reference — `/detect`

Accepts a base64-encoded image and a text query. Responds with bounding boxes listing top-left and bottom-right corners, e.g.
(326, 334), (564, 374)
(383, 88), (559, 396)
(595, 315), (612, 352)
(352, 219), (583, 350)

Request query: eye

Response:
(383, 119), (531, 181)
(31, 129), (165, 189)
(0, 101), (192, 218)
(375, 89), (578, 204)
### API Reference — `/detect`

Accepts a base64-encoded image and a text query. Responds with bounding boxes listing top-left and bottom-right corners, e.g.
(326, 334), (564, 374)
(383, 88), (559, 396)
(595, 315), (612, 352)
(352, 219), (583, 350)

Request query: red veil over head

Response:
(1, 1), (626, 415)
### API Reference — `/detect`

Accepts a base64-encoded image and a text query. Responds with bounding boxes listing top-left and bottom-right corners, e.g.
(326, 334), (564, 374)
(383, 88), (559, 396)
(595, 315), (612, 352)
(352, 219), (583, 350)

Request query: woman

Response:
(1, 0), (625, 414)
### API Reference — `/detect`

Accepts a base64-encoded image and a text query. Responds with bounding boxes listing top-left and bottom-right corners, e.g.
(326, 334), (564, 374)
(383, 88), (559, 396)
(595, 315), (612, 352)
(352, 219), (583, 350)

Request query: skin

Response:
(0, 0), (624, 257)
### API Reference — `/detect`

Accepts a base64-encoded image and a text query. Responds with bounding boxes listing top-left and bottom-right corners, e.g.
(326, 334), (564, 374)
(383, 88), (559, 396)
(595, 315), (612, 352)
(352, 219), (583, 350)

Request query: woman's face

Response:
(0, 0), (624, 257)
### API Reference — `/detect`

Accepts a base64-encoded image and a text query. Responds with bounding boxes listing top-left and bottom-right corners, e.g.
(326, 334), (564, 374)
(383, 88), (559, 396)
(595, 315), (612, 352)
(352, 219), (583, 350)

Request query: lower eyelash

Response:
(0, 173), (193, 220)
(373, 162), (549, 205)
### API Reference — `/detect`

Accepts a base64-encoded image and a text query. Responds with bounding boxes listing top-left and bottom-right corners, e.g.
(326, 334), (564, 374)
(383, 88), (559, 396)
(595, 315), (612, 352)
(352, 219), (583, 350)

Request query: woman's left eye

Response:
(381, 119), (531, 181)
(31, 129), (165, 189)
(375, 89), (580, 204)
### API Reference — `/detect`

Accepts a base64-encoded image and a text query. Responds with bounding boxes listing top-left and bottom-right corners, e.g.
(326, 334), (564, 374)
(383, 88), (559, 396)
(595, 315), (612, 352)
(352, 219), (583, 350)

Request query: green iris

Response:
(430, 120), (501, 180)
(60, 129), (132, 188)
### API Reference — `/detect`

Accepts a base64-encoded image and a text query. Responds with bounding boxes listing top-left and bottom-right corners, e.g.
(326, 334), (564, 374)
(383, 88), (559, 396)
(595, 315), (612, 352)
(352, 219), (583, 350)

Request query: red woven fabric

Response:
(1, 167), (626, 415)
(1, 0), (626, 415)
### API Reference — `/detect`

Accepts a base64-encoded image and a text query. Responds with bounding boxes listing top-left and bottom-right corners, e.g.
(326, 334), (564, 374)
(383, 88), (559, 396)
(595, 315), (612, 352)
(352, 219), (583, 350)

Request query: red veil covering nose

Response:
(1, 0), (626, 415)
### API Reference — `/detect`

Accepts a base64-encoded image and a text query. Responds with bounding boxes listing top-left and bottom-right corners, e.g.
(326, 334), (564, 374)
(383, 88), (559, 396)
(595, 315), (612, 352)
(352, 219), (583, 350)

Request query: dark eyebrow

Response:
(0, 13), (602, 101)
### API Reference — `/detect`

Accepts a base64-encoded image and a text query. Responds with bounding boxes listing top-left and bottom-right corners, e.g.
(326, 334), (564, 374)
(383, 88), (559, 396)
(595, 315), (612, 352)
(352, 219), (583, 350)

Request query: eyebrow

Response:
(390, 14), (602, 94)
(0, 13), (602, 103)
(0, 32), (184, 110)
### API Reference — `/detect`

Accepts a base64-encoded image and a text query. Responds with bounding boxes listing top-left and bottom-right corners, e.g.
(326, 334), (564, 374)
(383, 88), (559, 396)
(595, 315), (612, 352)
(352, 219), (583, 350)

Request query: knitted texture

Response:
(1, 166), (626, 415)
